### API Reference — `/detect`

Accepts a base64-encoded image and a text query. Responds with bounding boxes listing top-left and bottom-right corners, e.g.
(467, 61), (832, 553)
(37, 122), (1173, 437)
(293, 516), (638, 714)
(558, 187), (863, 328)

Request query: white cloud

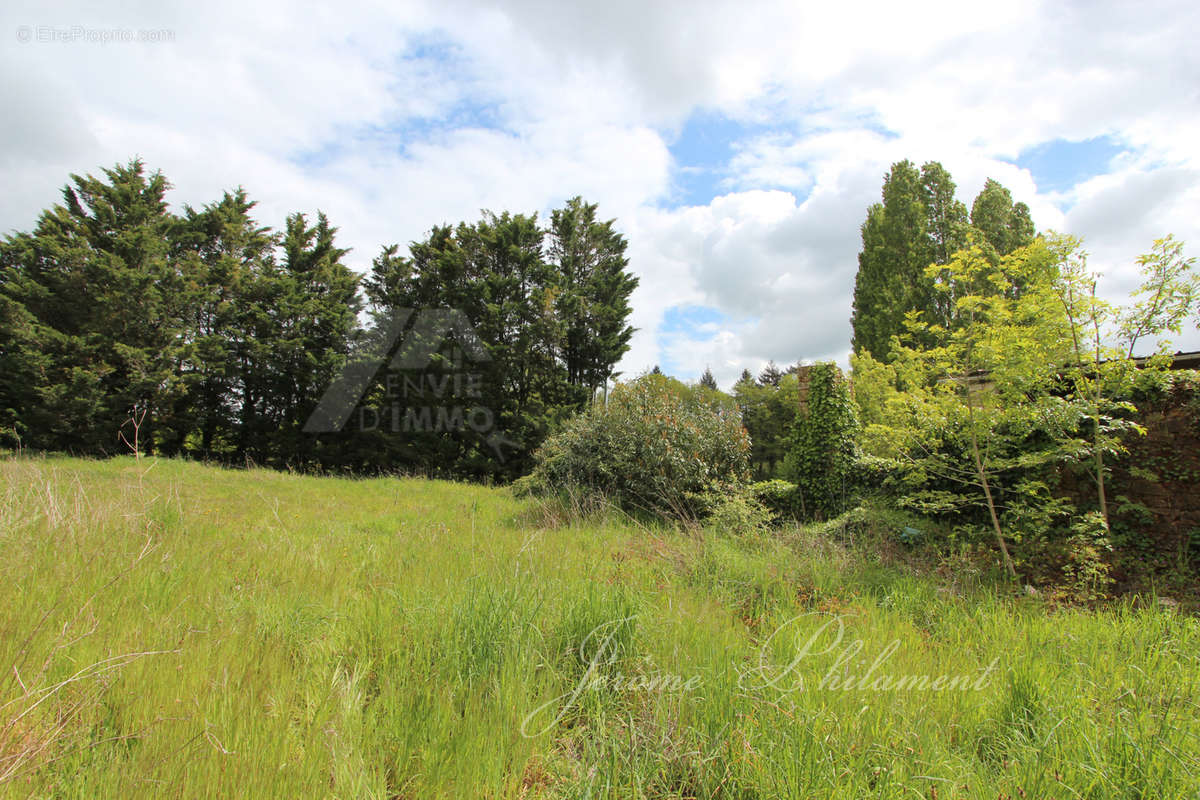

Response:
(2, 0), (1198, 378)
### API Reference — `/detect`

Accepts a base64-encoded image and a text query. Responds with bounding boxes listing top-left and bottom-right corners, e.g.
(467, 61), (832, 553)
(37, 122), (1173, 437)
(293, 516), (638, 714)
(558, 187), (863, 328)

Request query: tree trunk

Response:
(1091, 321), (1111, 533)
(965, 382), (1017, 582)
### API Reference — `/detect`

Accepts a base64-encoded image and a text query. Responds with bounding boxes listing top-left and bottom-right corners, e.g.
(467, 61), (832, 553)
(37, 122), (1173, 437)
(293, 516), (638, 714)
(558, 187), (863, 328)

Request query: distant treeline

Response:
(0, 160), (637, 480)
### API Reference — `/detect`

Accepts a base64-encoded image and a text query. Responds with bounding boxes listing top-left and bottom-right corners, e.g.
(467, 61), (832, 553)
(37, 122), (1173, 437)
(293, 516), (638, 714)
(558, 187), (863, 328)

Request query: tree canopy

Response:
(851, 161), (1035, 361)
(0, 162), (638, 481)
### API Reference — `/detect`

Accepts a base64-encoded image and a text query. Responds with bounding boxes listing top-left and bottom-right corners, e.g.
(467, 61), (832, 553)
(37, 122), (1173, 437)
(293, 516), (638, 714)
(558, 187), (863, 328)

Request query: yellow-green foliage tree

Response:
(856, 237), (1088, 581)
(856, 232), (1197, 591)
(1051, 234), (1197, 535)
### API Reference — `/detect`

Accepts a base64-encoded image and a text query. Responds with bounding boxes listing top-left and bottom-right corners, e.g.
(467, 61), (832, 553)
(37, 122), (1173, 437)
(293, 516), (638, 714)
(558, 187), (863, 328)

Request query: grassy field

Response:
(1, 455), (1198, 798)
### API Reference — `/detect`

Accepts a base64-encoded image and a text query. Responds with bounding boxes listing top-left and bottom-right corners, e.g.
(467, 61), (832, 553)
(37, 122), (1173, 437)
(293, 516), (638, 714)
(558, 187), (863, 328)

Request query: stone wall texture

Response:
(1106, 374), (1200, 585)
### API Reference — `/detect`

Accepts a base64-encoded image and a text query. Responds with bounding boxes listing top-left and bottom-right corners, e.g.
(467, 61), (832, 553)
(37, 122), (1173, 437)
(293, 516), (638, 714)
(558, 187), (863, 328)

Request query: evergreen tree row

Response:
(0, 160), (637, 479)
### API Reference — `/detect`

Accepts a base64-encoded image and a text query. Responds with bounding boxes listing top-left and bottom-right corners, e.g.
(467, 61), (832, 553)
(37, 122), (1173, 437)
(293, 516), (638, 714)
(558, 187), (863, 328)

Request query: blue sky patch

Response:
(657, 304), (734, 376)
(663, 111), (767, 208)
(1013, 135), (1126, 193)
(287, 101), (507, 170)
(661, 104), (899, 209)
(290, 34), (506, 170)
(659, 303), (729, 333)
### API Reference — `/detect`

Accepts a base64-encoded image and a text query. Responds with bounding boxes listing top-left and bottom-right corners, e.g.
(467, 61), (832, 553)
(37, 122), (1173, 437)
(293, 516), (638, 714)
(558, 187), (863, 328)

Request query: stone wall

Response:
(1105, 375), (1200, 585)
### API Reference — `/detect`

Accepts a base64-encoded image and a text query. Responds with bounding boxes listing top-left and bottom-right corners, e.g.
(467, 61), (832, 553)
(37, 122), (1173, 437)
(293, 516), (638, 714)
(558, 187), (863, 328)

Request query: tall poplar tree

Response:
(851, 161), (1030, 360)
(971, 178), (1035, 258)
(851, 160), (933, 360)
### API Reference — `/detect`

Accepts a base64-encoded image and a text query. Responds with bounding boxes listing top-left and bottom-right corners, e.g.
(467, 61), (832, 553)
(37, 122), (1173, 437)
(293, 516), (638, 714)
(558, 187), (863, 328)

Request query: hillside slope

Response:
(1, 457), (1197, 798)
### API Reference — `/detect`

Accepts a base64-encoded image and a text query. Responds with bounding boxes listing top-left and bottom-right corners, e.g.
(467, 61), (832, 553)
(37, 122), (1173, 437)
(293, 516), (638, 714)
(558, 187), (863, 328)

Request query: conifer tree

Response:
(852, 161), (1031, 360)
(165, 189), (277, 458)
(757, 360), (783, 387)
(734, 371), (799, 479)
(2, 159), (641, 479)
(970, 178), (1035, 258)
(0, 159), (179, 453)
(267, 212), (361, 465)
(547, 197), (638, 400)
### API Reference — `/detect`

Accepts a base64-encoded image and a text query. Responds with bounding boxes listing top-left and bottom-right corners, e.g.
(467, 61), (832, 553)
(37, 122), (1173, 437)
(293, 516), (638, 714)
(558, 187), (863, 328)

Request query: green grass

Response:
(1, 455), (1198, 798)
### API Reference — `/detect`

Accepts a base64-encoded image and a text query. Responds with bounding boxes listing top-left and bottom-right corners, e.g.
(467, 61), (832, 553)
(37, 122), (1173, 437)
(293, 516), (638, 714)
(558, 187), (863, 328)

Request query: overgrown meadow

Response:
(2, 455), (1197, 798)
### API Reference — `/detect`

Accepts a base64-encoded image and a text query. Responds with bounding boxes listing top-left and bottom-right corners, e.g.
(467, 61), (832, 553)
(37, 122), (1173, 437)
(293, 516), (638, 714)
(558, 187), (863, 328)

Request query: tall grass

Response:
(1, 454), (1197, 797)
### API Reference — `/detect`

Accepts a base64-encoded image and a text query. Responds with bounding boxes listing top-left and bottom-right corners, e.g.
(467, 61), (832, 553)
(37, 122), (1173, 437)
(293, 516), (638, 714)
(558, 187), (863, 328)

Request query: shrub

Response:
(1059, 511), (1113, 602)
(784, 362), (860, 520)
(517, 374), (751, 519)
(704, 488), (773, 537)
(748, 479), (800, 521)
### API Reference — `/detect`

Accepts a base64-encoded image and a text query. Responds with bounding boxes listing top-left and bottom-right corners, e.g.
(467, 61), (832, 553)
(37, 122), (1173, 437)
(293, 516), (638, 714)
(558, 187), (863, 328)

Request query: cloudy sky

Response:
(3, 0), (1198, 388)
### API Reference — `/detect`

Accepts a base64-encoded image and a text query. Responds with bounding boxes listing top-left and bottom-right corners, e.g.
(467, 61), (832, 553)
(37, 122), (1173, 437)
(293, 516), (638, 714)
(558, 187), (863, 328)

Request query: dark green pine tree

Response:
(364, 226), (462, 314)
(733, 370), (797, 479)
(233, 244), (287, 464)
(360, 225), (470, 474)
(0, 159), (180, 454)
(757, 360), (783, 387)
(265, 212), (361, 467)
(547, 197), (638, 402)
(364, 202), (638, 479)
(163, 189), (278, 458)
(970, 178), (1036, 257)
(462, 211), (566, 476)
(699, 366), (718, 391)
(364, 212), (562, 479)
(0, 244), (42, 448)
